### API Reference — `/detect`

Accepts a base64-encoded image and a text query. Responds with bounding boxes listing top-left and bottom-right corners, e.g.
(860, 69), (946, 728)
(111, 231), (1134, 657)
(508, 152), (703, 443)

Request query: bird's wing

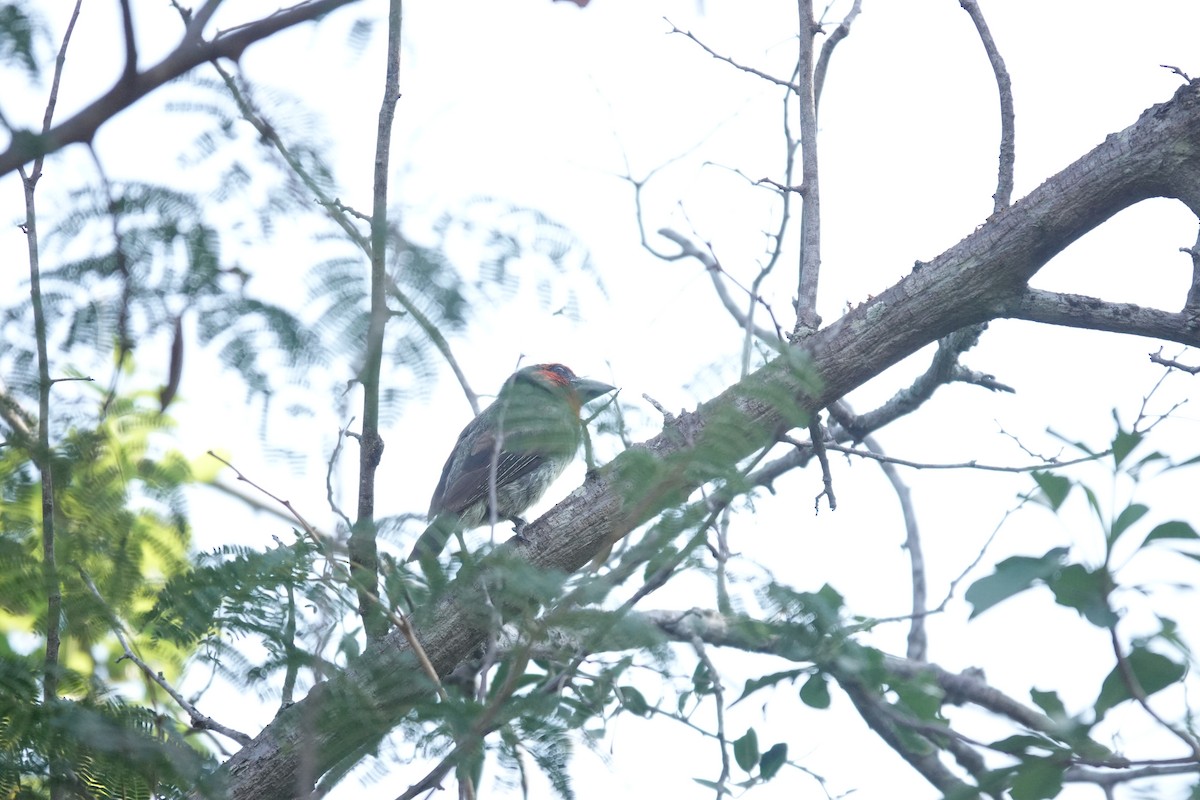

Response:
(428, 418), (550, 518)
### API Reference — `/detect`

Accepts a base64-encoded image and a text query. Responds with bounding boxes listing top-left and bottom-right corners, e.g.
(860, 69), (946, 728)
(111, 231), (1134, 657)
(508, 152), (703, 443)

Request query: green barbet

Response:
(407, 363), (615, 564)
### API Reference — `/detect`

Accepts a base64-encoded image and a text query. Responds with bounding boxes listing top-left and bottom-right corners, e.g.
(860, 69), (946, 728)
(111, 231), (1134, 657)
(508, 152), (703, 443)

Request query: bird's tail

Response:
(406, 514), (459, 564)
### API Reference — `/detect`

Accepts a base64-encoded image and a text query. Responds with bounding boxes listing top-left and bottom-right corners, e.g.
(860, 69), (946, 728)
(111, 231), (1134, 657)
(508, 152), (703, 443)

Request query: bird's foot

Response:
(510, 517), (530, 543)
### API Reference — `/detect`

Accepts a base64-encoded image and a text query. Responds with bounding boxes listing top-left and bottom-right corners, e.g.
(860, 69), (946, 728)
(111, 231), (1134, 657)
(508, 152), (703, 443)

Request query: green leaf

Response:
(734, 668), (806, 705)
(798, 673), (831, 709)
(989, 734), (1056, 756)
(965, 548), (1069, 618)
(1030, 471), (1071, 511)
(1108, 503), (1148, 546)
(1144, 520), (1199, 543)
(891, 676), (944, 721)
(617, 686), (651, 717)
(692, 660), (715, 696)
(1111, 424), (1142, 468)
(1029, 689), (1066, 719)
(1011, 758), (1065, 800)
(1094, 647), (1186, 720)
(1046, 563), (1117, 627)
(1082, 485), (1104, 527)
(759, 743), (787, 780)
(732, 728), (759, 772)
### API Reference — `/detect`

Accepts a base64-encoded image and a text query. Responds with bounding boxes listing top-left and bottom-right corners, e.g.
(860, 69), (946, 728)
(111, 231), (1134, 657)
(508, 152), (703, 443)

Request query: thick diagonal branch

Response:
(0, 0), (361, 176)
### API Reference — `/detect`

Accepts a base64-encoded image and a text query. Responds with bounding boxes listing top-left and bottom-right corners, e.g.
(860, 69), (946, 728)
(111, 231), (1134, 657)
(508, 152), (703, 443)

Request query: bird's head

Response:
(511, 363), (615, 411)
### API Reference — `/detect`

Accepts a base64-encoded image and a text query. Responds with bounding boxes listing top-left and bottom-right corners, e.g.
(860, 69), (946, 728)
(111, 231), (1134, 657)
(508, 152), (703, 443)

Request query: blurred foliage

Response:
(957, 421), (1200, 799)
(0, 1), (42, 80)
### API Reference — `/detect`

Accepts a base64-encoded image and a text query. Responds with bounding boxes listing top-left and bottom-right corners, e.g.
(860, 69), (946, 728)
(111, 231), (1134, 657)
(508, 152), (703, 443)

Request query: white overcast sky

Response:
(4, 1), (1200, 798)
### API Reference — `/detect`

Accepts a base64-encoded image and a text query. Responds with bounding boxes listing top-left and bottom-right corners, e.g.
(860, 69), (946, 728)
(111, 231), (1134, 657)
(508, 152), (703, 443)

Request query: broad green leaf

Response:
(798, 673), (831, 709)
(1094, 647), (1186, 719)
(759, 743), (787, 780)
(1029, 689), (1066, 719)
(1011, 758), (1064, 800)
(891, 676), (944, 721)
(965, 547), (1069, 618)
(1108, 503), (1148, 546)
(617, 686), (651, 717)
(1110, 424), (1142, 468)
(988, 733), (1056, 756)
(1046, 564), (1117, 627)
(1144, 520), (1199, 543)
(1030, 471), (1071, 511)
(733, 728), (759, 772)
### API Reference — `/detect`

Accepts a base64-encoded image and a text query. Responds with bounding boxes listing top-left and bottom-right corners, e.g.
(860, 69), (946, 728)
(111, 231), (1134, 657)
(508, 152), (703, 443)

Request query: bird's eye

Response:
(549, 364), (573, 379)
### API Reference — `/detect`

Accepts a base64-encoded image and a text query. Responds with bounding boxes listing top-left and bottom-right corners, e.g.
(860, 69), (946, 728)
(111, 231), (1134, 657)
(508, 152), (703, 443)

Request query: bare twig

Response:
(793, 0), (822, 335)
(959, 0), (1015, 211)
(826, 327), (1010, 442)
(657, 227), (781, 346)
(207, 451), (329, 550)
(23, 0), (84, 735)
(0, 0), (363, 176)
(826, 442), (1106, 473)
(1149, 347), (1200, 375)
(813, 0), (862, 110)
(350, 0), (403, 642)
(1108, 625), (1200, 758)
(1160, 64), (1192, 83)
(1180, 232), (1200, 316)
(691, 638), (731, 798)
(327, 419), (355, 531)
(808, 419), (836, 512)
(79, 569), (254, 746)
(666, 19), (802, 93)
(861, 434), (926, 661)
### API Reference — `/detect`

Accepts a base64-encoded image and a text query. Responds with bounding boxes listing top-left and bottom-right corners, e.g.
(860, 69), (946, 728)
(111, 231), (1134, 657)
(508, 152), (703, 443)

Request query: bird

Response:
(406, 363), (615, 564)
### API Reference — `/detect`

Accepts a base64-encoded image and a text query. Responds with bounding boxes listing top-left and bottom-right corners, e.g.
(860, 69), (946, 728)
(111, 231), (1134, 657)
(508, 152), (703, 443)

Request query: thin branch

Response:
(351, 0), (403, 642)
(184, 0), (223, 43)
(1181, 231), (1200, 316)
(861, 434), (926, 661)
(1004, 288), (1200, 347)
(840, 678), (969, 794)
(207, 452), (330, 551)
(826, 326), (1009, 443)
(657, 227), (781, 346)
(793, 0), (822, 334)
(79, 569), (254, 746)
(23, 2), (83, 741)
(959, 0), (1015, 211)
(691, 638), (731, 799)
(0, 0), (362, 177)
(1108, 625), (1200, 758)
(666, 20), (802, 93)
(1149, 347), (1200, 374)
(809, 418), (835, 511)
(385, 277), (479, 414)
(327, 418), (355, 531)
(813, 0), (861, 110)
(826, 441), (1107, 473)
(118, 0), (137, 82)
(1064, 762), (1200, 788)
